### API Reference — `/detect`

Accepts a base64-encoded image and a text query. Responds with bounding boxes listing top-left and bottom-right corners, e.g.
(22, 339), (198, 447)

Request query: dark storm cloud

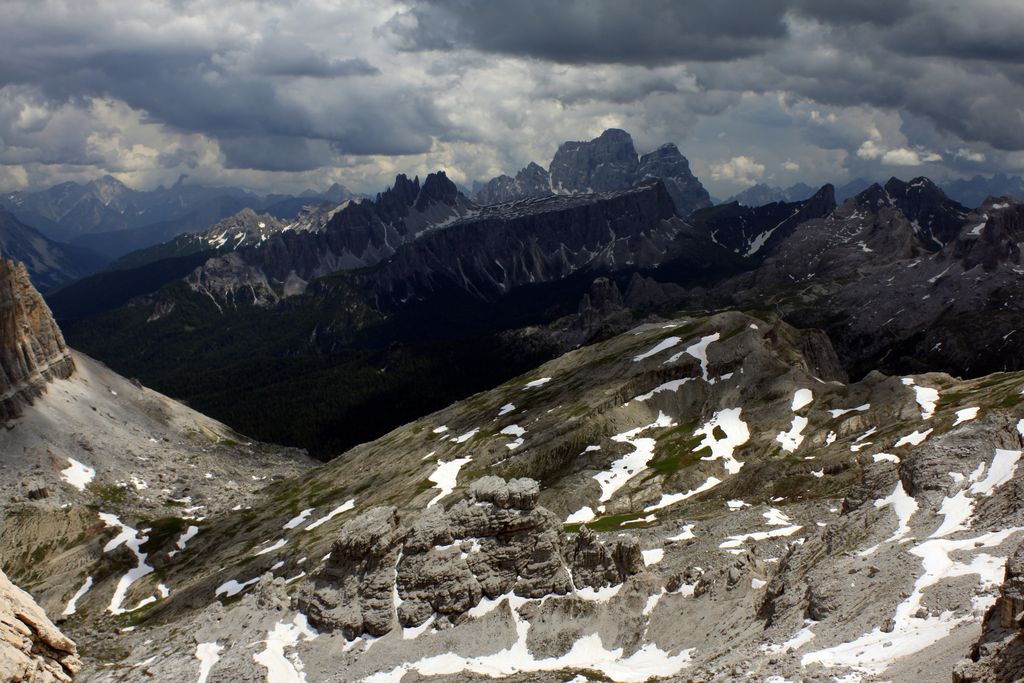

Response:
(2, 0), (1024, 193)
(384, 0), (793, 65)
(248, 38), (382, 78)
(791, 0), (914, 26)
(0, 2), (454, 172)
(388, 0), (1024, 157)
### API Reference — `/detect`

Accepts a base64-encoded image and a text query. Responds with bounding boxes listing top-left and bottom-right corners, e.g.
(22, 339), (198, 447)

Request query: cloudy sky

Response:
(1, 0), (1022, 198)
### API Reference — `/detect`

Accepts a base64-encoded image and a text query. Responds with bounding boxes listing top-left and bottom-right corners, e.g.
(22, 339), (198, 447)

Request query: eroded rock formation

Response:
(298, 476), (645, 638)
(0, 257), (74, 420)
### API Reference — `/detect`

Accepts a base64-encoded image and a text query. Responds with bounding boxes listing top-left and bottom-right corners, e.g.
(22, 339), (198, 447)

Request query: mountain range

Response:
(3, 239), (1024, 681)
(44, 130), (1024, 464)
(5, 127), (1024, 681)
(1, 175), (356, 263)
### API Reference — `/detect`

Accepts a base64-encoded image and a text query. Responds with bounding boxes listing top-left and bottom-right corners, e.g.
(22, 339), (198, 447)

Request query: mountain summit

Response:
(475, 129), (712, 216)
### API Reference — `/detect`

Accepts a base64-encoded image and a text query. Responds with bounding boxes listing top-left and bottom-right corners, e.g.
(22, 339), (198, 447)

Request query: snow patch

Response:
(633, 336), (681, 362)
(305, 499), (356, 531)
(776, 416), (809, 453)
(894, 429), (933, 448)
(643, 477), (721, 512)
(594, 412), (676, 502)
(195, 642), (223, 683)
(694, 408), (750, 474)
(642, 549), (664, 566)
(828, 404), (870, 418)
(792, 389), (814, 411)
(284, 509), (314, 530)
(631, 378), (692, 402)
(98, 513), (160, 615)
(61, 458), (95, 491)
(253, 614), (318, 683)
(953, 407), (980, 426)
(62, 576), (93, 616)
(901, 378), (939, 419)
(426, 457), (473, 508)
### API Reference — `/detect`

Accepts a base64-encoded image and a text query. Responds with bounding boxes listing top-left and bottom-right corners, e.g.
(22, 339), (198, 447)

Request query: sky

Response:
(1, 0), (1023, 198)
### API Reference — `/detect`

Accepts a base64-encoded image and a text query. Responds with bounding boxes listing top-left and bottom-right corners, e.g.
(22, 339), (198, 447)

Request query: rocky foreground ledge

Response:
(0, 568), (80, 682)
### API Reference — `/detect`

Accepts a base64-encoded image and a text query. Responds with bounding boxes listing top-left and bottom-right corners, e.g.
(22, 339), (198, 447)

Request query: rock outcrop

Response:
(298, 477), (645, 638)
(0, 257), (74, 420)
(954, 540), (1024, 682)
(0, 568), (80, 682)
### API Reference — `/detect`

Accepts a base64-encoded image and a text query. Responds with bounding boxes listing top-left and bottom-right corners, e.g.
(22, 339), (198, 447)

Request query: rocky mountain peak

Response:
(550, 127), (640, 194)
(851, 182), (892, 211)
(474, 161), (552, 205)
(522, 160), (547, 176)
(883, 176), (969, 247)
(415, 170), (459, 211)
(323, 182), (354, 203)
(804, 182), (837, 214)
(0, 257), (74, 419)
(637, 142), (712, 215)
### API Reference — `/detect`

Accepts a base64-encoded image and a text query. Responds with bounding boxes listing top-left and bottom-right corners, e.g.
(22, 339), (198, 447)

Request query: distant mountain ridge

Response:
(0, 208), (105, 292)
(943, 172), (1024, 208)
(727, 182), (817, 206)
(1, 175), (357, 262)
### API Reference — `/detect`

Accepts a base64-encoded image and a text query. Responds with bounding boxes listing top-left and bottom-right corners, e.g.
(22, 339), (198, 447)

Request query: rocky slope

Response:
(0, 266), (311, 662)
(11, 306), (1022, 682)
(0, 568), (80, 682)
(688, 184), (836, 257)
(0, 257), (74, 419)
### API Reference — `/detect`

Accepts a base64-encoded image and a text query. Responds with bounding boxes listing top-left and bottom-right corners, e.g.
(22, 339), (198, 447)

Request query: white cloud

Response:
(709, 155), (766, 184)
(881, 147), (922, 165)
(956, 148), (986, 163)
(857, 139), (885, 160)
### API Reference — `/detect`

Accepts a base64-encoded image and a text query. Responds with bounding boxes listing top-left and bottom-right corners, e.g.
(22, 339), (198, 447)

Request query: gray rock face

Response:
(297, 506), (406, 638)
(298, 477), (645, 637)
(954, 540), (1024, 682)
(0, 568), (80, 683)
(475, 163), (552, 205)
(637, 143), (712, 215)
(550, 129), (640, 195)
(346, 181), (683, 308)
(547, 131), (711, 217)
(0, 257), (74, 420)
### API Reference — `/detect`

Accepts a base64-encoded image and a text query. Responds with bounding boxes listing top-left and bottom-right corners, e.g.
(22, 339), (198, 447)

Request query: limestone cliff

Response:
(0, 257), (74, 420)
(0, 568), (80, 682)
